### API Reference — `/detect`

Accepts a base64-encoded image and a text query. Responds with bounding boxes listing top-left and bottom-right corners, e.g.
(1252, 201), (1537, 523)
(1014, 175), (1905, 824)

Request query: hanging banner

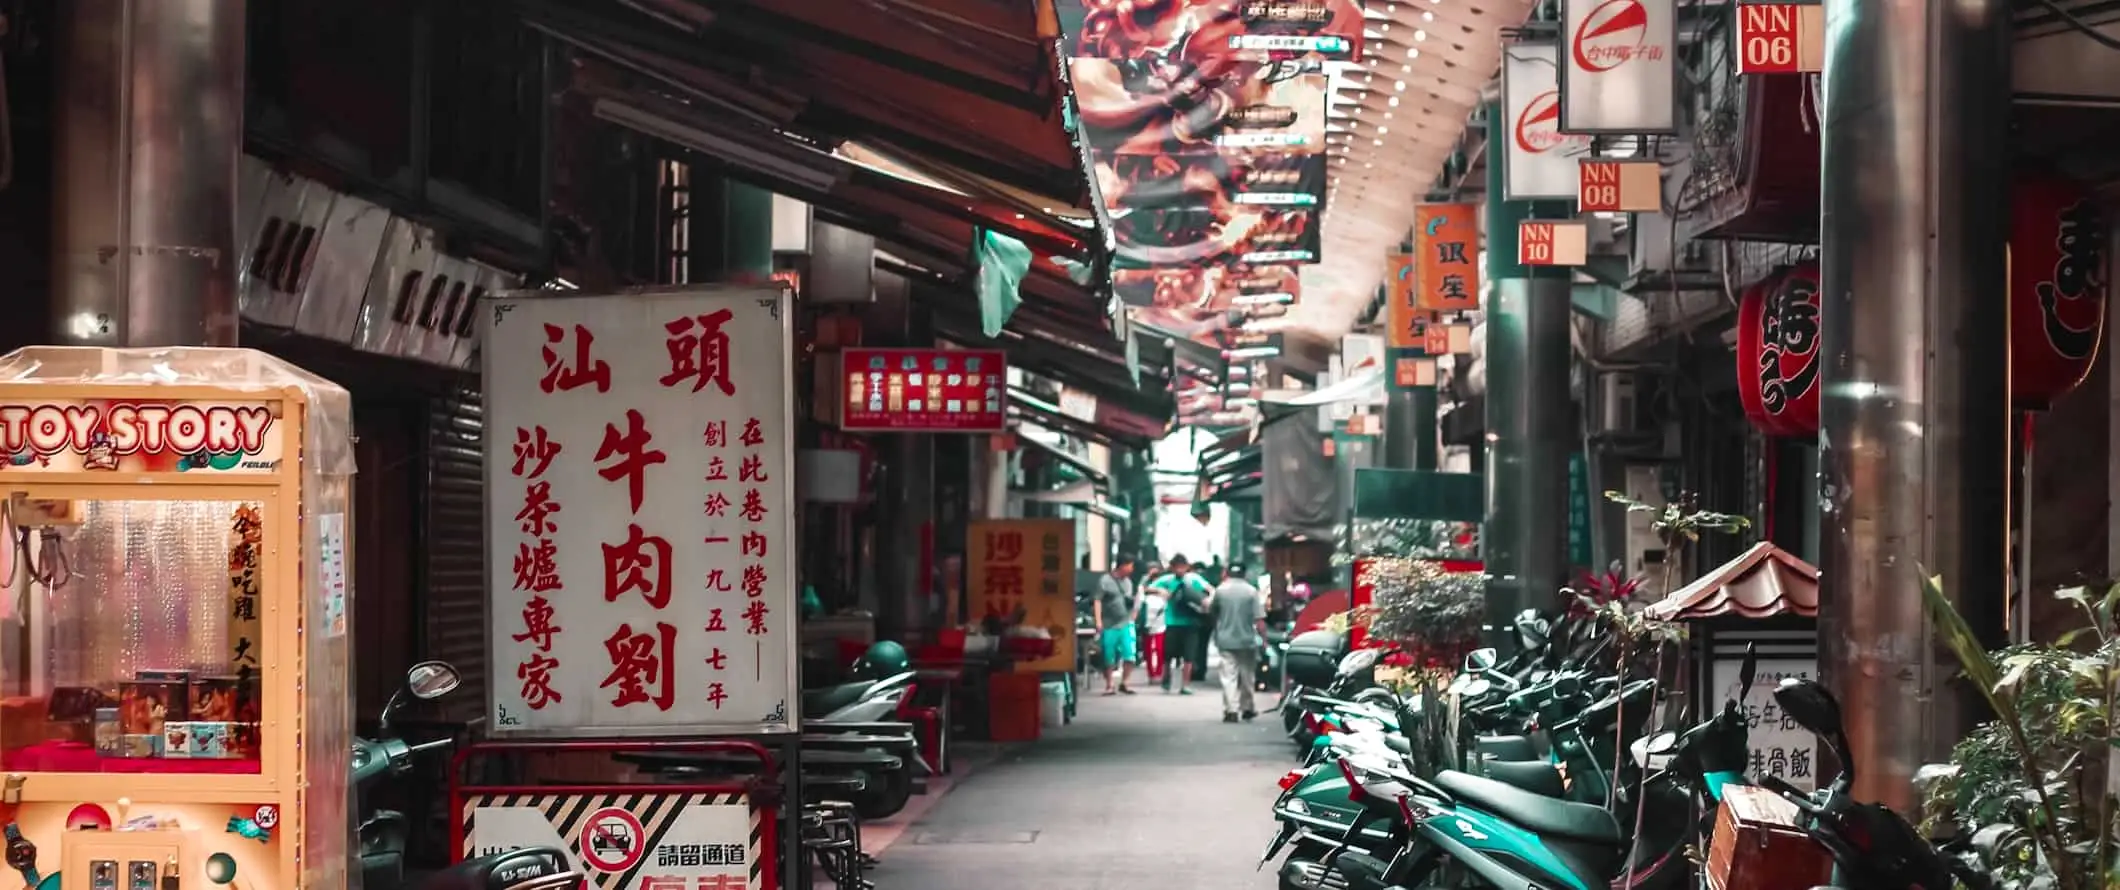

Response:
(967, 519), (1077, 674)
(1103, 152), (1328, 210)
(1412, 203), (1482, 312)
(1734, 2), (1825, 75)
(1559, 0), (1678, 134)
(1070, 59), (1327, 158)
(1057, 0), (1365, 62)
(481, 287), (799, 736)
(1113, 206), (1322, 268)
(1117, 263), (1299, 321)
(1578, 160), (1663, 212)
(1501, 43), (1592, 201)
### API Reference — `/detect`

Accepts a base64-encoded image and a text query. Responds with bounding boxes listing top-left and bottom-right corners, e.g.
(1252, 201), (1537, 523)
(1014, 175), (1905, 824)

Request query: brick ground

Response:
(870, 686), (1293, 890)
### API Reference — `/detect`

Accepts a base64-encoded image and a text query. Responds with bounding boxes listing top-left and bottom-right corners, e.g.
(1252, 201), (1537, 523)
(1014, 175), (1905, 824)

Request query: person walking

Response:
(1140, 579), (1169, 682)
(1151, 554), (1214, 694)
(1209, 564), (1267, 722)
(1092, 556), (1140, 695)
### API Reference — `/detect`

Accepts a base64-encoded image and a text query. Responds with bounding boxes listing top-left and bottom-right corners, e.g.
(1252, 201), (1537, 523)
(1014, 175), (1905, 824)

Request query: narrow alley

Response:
(871, 691), (1292, 890)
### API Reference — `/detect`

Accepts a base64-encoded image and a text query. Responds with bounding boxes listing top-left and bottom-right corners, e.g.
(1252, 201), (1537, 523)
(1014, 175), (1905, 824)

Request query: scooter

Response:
(358, 661), (580, 890)
(1330, 651), (1760, 890)
(1757, 678), (1987, 890)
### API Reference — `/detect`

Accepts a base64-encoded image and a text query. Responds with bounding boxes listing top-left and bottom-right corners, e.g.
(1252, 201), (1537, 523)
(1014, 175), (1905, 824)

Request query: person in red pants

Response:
(1140, 580), (1169, 681)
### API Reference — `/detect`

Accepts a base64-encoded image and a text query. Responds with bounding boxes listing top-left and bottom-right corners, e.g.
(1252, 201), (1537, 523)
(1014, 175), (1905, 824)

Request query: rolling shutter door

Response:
(423, 388), (488, 721)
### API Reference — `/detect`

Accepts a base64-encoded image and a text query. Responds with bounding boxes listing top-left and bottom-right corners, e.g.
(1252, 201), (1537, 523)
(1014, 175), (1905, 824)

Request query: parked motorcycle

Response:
(356, 661), (581, 890)
(1756, 678), (1988, 890)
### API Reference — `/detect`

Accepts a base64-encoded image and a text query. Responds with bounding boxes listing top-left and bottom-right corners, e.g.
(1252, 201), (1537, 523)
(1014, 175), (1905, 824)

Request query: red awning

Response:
(1643, 542), (1820, 621)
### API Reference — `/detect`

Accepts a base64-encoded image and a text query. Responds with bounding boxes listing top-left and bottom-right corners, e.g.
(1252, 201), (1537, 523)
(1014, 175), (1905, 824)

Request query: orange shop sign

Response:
(968, 518), (1076, 674)
(1412, 203), (1481, 312)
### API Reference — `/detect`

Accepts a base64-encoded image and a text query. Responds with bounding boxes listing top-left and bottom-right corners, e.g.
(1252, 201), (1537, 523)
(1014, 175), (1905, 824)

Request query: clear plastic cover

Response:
(0, 345), (356, 890)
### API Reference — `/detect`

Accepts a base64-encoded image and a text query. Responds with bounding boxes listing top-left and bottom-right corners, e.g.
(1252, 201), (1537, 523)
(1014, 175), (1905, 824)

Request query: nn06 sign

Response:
(1735, 2), (1823, 74)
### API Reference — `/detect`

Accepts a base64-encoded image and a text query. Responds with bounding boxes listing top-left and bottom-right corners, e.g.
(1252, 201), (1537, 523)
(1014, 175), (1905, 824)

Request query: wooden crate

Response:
(1705, 785), (1833, 890)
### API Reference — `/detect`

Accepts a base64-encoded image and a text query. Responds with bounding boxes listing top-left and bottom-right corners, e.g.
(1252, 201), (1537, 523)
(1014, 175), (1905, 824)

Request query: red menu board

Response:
(840, 348), (1008, 432)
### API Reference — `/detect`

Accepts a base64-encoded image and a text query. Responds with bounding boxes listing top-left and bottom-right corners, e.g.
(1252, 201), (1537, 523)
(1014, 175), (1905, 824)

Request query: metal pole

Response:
(52, 0), (246, 347)
(1383, 385), (1438, 470)
(1817, 0), (2014, 809)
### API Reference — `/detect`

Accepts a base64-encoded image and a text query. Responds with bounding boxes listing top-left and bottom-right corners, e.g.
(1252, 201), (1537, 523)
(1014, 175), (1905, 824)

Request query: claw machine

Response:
(0, 347), (356, 890)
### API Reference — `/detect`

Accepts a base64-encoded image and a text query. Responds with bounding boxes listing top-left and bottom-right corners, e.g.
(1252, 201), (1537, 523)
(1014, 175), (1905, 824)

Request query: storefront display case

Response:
(0, 347), (355, 890)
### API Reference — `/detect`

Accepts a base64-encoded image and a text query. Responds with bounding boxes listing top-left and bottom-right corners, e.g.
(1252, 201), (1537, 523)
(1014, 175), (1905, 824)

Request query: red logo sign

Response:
(1572, 0), (1663, 72)
(839, 348), (1008, 433)
(1514, 91), (1568, 154)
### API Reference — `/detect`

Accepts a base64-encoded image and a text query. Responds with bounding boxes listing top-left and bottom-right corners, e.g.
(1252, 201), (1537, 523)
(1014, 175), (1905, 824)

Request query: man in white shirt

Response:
(1209, 565), (1268, 722)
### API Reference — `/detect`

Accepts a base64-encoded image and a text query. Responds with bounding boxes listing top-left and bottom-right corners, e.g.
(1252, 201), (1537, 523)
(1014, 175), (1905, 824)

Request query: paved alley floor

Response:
(872, 681), (1293, 890)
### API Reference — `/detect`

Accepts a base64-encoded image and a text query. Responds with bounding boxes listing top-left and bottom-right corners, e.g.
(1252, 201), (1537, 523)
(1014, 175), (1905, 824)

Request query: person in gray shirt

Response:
(1209, 564), (1267, 721)
(1092, 556), (1140, 695)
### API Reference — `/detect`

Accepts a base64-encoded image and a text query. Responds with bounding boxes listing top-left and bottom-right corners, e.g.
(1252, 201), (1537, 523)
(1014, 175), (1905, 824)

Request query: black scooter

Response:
(357, 661), (581, 890)
(1759, 679), (1990, 890)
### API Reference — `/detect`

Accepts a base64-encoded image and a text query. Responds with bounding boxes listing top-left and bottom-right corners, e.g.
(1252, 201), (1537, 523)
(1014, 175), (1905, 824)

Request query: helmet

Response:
(851, 640), (910, 679)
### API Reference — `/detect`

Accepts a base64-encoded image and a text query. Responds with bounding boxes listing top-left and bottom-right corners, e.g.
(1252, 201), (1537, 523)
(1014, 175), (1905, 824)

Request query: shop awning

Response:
(1011, 421), (1108, 486)
(1259, 367), (1385, 408)
(1643, 542), (1820, 622)
(519, 0), (1089, 211)
(1005, 386), (1159, 452)
(1131, 322), (1229, 386)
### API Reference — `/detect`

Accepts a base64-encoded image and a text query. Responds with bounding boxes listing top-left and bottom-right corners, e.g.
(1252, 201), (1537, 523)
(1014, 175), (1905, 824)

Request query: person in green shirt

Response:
(1149, 554), (1214, 694)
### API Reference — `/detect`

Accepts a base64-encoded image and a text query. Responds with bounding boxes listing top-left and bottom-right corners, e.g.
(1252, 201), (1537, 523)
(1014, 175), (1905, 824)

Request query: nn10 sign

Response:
(1560, 0), (1678, 133)
(1519, 221), (1590, 267)
(1735, 2), (1824, 74)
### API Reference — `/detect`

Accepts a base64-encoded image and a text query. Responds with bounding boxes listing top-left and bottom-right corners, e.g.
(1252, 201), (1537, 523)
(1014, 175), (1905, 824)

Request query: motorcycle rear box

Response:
(1283, 629), (1347, 688)
(1705, 785), (1831, 890)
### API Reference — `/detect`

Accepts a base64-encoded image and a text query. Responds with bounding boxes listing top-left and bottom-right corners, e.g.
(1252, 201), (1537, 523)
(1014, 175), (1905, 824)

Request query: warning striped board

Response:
(462, 792), (765, 890)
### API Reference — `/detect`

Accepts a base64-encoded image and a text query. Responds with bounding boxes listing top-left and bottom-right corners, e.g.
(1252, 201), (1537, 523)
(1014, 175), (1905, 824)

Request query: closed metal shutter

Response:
(423, 388), (488, 721)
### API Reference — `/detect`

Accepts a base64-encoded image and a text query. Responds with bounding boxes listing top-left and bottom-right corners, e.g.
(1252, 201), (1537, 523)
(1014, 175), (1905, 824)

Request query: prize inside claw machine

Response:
(0, 347), (358, 890)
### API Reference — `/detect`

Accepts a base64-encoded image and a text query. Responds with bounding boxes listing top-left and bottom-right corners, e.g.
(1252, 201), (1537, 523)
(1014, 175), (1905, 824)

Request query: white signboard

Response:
(1559, 0), (1679, 133)
(482, 287), (798, 736)
(1710, 656), (1819, 791)
(465, 795), (756, 890)
(1501, 43), (1594, 201)
(1340, 333), (1388, 407)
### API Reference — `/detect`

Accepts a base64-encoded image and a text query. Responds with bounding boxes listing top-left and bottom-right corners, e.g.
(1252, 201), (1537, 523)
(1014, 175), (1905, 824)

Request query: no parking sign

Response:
(582, 807), (647, 872)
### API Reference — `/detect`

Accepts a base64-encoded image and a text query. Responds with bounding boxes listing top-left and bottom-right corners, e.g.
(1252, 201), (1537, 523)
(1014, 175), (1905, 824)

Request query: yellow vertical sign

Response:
(968, 518), (1076, 674)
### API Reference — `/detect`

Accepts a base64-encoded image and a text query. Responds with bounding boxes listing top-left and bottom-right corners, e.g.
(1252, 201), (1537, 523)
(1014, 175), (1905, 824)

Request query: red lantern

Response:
(1736, 263), (1823, 437)
(2010, 171), (2108, 409)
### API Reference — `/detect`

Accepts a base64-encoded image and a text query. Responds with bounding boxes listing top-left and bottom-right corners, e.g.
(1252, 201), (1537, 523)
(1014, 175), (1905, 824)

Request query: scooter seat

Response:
(1473, 735), (1537, 762)
(803, 681), (874, 716)
(1476, 758), (1565, 799)
(1432, 770), (1621, 844)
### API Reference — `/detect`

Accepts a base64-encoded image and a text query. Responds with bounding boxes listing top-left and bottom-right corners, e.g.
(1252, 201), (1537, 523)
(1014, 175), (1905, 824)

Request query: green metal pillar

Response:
(1482, 102), (1573, 629)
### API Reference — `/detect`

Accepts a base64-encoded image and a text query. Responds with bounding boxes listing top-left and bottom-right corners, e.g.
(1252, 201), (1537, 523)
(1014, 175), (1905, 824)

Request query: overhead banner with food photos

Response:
(1118, 264), (1302, 343)
(1061, 0), (1366, 63)
(1061, 0), (1354, 276)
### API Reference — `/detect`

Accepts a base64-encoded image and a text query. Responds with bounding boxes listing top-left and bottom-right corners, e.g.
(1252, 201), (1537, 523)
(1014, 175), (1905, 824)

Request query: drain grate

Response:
(909, 830), (1040, 845)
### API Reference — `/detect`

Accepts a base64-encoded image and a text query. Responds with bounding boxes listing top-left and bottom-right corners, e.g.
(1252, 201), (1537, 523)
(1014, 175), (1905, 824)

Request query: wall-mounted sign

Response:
(1519, 220), (1591, 266)
(1058, 0), (1366, 62)
(1501, 43), (1593, 200)
(1578, 160), (1663, 212)
(1412, 203), (1482, 312)
(1734, 2), (1824, 74)
(840, 348), (1008, 433)
(0, 400), (284, 473)
(1560, 0), (1678, 133)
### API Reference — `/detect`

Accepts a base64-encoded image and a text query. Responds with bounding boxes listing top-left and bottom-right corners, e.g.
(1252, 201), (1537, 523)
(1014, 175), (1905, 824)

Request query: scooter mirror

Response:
(1465, 648), (1499, 672)
(407, 661), (463, 700)
(1738, 644), (1758, 700)
(1772, 678), (1842, 738)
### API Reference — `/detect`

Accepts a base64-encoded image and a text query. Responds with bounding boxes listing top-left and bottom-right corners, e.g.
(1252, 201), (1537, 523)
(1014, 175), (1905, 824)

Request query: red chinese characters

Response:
(596, 409), (668, 514)
(602, 621), (677, 710)
(541, 324), (612, 394)
(509, 424), (568, 710)
(699, 404), (773, 697)
(661, 309), (737, 395)
(604, 522), (674, 609)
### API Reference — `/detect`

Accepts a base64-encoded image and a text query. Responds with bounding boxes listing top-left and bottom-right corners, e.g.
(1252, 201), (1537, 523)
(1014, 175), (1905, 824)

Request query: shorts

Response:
(1099, 625), (1138, 665)
(1165, 625), (1209, 665)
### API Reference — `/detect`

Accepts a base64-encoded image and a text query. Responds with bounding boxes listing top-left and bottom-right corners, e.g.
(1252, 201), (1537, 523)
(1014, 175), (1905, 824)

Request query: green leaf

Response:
(2098, 582), (2120, 633)
(1920, 570), (2007, 704)
(2057, 586), (2092, 607)
(1997, 655), (2038, 694)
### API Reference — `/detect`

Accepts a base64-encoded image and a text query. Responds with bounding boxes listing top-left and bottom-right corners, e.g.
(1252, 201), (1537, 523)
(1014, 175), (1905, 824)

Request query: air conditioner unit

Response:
(1596, 372), (1638, 434)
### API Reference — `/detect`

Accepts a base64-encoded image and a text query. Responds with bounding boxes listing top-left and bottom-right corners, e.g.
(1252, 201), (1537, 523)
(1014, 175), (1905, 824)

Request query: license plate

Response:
(1258, 821), (1297, 870)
